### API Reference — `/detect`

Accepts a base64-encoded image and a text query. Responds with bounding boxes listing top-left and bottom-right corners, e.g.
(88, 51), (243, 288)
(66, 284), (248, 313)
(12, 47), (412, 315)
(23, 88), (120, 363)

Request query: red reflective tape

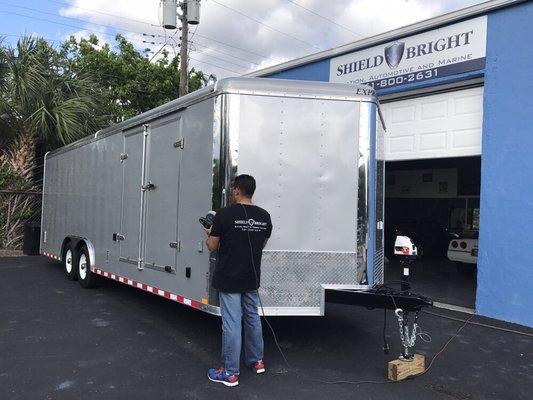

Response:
(190, 300), (200, 309)
(93, 267), (206, 310)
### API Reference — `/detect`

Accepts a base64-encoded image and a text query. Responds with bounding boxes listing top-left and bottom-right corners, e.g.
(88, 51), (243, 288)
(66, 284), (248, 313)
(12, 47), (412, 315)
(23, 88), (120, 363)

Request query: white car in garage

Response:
(447, 232), (478, 275)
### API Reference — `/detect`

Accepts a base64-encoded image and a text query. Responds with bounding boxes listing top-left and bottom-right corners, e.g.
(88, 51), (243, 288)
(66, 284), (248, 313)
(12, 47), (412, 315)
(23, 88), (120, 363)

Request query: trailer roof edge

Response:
(46, 78), (377, 158)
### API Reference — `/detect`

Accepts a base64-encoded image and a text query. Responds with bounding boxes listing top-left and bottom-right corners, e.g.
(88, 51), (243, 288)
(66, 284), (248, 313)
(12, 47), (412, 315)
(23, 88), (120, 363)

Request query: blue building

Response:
(249, 0), (533, 327)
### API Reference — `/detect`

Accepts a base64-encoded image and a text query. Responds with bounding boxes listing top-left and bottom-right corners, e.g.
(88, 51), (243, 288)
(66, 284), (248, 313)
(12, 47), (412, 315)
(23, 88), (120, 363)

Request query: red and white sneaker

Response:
(251, 359), (265, 374)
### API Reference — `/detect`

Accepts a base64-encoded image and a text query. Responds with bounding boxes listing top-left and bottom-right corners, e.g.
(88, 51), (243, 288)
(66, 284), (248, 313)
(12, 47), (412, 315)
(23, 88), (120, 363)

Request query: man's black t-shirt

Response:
(210, 204), (272, 293)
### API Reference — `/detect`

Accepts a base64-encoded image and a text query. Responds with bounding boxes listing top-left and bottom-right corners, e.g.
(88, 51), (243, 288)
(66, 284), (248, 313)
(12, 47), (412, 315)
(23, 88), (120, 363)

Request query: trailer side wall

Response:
(42, 97), (216, 305)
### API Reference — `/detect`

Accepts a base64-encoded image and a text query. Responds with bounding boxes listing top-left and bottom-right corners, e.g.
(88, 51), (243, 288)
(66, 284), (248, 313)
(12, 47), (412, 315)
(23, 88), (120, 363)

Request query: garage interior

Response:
(380, 86), (483, 310)
(384, 156), (480, 309)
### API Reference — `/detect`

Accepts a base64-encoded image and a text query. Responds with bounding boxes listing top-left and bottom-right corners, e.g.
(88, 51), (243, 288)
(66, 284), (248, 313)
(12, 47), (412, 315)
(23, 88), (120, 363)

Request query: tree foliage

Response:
(60, 34), (203, 123)
(0, 36), (103, 151)
(0, 33), (205, 156)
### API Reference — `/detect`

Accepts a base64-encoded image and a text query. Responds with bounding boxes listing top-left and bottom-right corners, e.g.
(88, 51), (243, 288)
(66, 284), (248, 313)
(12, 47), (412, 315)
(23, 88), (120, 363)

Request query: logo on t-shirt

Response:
(235, 219), (268, 232)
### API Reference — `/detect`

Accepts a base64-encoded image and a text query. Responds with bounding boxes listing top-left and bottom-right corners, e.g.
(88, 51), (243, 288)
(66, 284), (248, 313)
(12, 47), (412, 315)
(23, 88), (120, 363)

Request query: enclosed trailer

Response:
(40, 77), (385, 316)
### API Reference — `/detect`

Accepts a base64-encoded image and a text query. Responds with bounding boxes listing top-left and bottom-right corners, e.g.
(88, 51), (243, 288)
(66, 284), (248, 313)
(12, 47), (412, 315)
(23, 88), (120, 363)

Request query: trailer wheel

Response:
(77, 245), (98, 288)
(63, 244), (77, 281)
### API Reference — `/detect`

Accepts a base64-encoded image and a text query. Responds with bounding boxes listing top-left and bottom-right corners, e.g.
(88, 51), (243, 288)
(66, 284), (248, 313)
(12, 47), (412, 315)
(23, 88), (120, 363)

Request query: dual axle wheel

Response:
(62, 243), (98, 288)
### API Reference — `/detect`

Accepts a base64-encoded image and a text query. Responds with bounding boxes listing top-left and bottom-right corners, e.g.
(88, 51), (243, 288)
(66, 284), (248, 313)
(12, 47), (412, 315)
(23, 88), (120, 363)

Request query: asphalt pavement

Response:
(1, 256), (531, 400)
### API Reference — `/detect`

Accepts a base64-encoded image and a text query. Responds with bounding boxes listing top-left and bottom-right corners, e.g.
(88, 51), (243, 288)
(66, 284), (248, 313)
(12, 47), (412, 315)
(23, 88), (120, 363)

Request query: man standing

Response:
(204, 174), (272, 387)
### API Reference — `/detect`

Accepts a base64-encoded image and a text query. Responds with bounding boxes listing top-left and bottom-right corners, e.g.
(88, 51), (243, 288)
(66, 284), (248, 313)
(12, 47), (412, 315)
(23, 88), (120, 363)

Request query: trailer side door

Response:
(119, 115), (182, 273)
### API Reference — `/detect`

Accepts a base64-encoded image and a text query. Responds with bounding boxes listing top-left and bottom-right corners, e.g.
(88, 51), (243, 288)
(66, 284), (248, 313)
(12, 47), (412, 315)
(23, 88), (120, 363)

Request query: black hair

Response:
(232, 174), (256, 198)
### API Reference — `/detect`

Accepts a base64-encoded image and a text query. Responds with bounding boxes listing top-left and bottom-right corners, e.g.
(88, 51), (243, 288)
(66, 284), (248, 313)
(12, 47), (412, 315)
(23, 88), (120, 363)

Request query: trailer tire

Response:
(63, 244), (77, 281)
(77, 244), (98, 288)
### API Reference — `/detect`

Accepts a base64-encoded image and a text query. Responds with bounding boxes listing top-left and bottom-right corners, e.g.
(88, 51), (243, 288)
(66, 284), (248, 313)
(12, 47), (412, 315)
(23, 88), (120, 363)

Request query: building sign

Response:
(329, 16), (487, 90)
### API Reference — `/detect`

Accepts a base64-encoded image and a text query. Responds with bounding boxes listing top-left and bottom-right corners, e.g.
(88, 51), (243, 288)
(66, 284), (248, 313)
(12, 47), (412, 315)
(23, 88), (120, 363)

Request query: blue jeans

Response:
(219, 290), (264, 375)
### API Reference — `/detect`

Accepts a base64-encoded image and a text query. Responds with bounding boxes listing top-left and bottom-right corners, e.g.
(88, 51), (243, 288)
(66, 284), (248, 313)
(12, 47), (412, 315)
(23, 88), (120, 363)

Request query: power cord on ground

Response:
(236, 212), (530, 384)
(309, 313), (473, 385)
(422, 310), (533, 337)
(240, 204), (290, 369)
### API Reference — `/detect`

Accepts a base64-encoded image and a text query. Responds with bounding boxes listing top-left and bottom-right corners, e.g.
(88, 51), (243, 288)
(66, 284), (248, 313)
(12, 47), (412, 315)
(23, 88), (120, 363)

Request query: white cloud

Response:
(58, 0), (486, 78)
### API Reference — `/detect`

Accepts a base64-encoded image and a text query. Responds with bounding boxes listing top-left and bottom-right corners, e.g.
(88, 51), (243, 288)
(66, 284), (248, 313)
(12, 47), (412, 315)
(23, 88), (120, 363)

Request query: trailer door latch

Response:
(141, 181), (156, 191)
(173, 138), (185, 149)
(120, 153), (128, 162)
(113, 233), (125, 242)
(169, 241), (181, 251)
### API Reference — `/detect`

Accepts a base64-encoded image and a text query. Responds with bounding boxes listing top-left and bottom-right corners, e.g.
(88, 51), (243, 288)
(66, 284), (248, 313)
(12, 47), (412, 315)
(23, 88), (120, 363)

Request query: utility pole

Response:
(179, 1), (189, 97)
(161, 1), (200, 97)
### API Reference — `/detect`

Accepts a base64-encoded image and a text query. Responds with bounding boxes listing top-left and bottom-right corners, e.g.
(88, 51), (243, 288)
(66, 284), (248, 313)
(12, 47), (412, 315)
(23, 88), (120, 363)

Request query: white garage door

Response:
(380, 87), (483, 161)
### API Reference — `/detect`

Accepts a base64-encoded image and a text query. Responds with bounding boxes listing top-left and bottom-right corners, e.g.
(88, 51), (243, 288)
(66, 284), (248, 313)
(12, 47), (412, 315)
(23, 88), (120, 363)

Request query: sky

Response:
(0, 0), (489, 78)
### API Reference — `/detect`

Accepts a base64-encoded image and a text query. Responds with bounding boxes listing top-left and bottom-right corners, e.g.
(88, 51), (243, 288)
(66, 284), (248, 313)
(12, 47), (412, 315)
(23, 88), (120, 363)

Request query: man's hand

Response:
(203, 226), (212, 236)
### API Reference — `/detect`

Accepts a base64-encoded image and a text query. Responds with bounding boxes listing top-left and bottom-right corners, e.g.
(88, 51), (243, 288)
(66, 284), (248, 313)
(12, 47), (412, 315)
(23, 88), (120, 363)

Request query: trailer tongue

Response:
(325, 286), (432, 312)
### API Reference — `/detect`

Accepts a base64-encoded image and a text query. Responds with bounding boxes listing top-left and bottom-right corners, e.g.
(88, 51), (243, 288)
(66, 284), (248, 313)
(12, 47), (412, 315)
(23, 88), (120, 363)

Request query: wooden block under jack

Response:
(388, 354), (425, 381)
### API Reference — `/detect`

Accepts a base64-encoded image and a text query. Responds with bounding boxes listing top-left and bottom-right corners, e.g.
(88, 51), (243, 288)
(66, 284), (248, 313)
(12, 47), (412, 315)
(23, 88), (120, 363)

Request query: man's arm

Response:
(204, 227), (220, 252)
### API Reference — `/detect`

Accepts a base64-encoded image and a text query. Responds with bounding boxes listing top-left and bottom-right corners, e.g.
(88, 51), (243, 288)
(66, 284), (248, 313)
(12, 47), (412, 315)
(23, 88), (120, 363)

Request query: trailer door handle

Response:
(173, 138), (185, 149)
(141, 181), (156, 191)
(113, 233), (125, 241)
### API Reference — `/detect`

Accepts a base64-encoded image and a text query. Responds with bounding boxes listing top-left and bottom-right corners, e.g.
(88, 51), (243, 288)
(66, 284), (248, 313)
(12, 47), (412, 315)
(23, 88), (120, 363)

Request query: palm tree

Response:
(0, 36), (103, 177)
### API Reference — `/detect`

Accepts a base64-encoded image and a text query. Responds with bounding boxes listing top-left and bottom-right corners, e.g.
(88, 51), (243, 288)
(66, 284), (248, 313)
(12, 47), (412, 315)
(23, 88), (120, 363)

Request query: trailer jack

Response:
(395, 308), (419, 361)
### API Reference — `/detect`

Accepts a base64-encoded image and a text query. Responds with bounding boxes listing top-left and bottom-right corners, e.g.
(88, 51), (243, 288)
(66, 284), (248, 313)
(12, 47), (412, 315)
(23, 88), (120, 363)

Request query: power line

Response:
(191, 50), (248, 70)
(0, 32), (62, 44)
(0, 20), (248, 76)
(149, 39), (248, 72)
(0, 32), (150, 84)
(210, 0), (321, 50)
(0, 7), (164, 61)
(48, 0), (157, 26)
(190, 40), (260, 66)
(0, 1), (281, 64)
(49, 0), (280, 62)
(0, 9), (164, 54)
(46, 0), (281, 63)
(189, 56), (242, 74)
(285, 0), (364, 38)
(150, 36), (260, 68)
(0, 33), (240, 90)
(143, 30), (250, 72)
(150, 5), (178, 63)
(193, 31), (280, 62)
(0, 2), (148, 38)
(0, 10), (129, 42)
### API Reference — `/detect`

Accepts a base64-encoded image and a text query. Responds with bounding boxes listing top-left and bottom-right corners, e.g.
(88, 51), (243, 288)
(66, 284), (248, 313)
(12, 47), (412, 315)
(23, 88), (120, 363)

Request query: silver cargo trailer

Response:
(40, 77), (385, 316)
